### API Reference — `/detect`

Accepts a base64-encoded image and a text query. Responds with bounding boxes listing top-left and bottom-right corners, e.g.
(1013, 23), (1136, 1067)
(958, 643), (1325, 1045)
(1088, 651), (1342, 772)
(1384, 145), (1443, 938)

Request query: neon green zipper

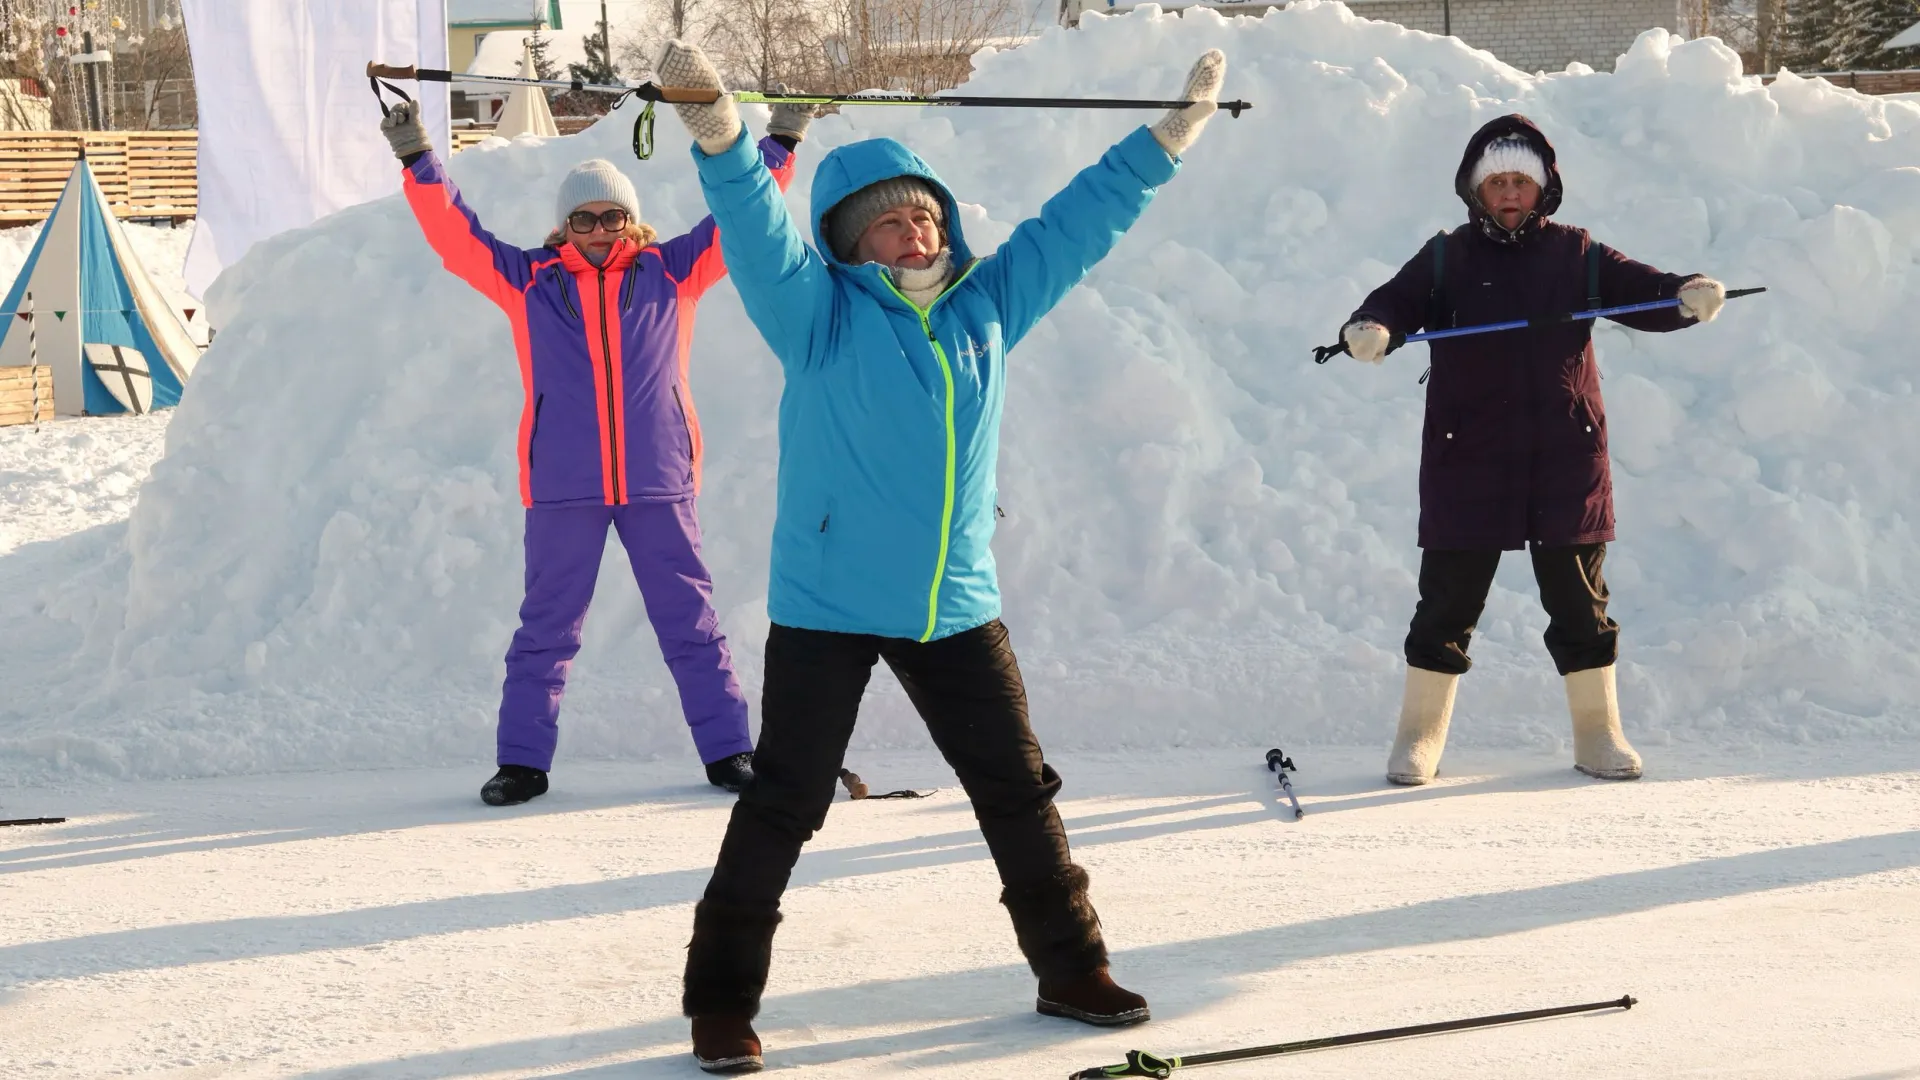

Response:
(880, 262), (978, 642)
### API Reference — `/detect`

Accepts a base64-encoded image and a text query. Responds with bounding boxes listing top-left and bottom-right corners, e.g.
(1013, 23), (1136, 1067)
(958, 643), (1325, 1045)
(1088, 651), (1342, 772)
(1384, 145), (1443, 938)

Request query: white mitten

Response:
(1678, 277), (1725, 324)
(1151, 49), (1225, 159)
(1344, 321), (1391, 364)
(655, 40), (742, 155)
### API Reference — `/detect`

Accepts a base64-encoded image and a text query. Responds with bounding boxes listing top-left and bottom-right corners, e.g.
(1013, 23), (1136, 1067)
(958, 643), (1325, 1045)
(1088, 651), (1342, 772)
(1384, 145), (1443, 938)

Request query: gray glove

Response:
(1151, 50), (1225, 159)
(655, 39), (742, 155)
(380, 100), (432, 160)
(766, 83), (817, 144)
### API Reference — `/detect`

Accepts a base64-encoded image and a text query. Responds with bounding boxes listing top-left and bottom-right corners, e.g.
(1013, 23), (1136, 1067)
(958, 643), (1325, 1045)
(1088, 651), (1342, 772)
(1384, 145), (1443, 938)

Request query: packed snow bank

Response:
(5, 2), (1920, 780)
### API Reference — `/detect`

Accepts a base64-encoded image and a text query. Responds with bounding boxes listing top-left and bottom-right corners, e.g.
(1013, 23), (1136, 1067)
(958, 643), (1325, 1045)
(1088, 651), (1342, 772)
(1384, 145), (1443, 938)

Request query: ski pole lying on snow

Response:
(1264, 748), (1303, 820)
(1310, 288), (1766, 364)
(367, 62), (1252, 160)
(0, 817), (67, 827)
(1069, 995), (1637, 1078)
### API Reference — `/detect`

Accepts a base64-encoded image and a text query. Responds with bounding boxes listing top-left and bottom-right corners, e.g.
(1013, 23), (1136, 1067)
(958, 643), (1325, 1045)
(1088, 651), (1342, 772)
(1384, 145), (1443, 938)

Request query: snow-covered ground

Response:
(5, 747), (1919, 1078)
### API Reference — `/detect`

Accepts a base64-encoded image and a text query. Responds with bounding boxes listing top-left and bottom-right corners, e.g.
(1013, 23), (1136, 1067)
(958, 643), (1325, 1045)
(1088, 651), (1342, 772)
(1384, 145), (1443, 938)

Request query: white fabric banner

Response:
(181, 0), (451, 299)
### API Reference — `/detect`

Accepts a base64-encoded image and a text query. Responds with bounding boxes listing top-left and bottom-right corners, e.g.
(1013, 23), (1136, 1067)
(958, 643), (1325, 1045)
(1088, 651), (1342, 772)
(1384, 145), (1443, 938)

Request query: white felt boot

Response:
(1386, 667), (1460, 785)
(1566, 665), (1642, 780)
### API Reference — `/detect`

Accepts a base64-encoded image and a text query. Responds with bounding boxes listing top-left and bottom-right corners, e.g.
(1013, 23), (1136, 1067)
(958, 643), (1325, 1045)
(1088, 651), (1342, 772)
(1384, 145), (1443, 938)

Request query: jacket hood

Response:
(810, 137), (975, 269)
(1455, 114), (1564, 236)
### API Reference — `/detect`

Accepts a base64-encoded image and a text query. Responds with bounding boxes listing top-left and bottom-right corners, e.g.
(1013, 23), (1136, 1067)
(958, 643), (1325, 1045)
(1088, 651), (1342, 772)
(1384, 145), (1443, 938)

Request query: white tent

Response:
(495, 43), (559, 139)
(1887, 20), (1920, 50)
(0, 158), (198, 415)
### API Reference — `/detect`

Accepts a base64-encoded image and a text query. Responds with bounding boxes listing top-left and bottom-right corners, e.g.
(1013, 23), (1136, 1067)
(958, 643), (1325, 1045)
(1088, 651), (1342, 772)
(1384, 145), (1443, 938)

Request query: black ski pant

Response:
(683, 619), (1105, 1019)
(1404, 542), (1618, 677)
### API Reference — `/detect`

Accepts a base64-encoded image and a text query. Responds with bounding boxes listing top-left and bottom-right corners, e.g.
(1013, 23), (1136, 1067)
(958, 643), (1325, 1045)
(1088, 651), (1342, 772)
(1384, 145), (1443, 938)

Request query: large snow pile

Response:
(5, 1), (1920, 781)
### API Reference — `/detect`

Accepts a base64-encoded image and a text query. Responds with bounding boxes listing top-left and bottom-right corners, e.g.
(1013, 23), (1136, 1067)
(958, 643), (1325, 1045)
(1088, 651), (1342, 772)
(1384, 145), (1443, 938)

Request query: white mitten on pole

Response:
(1151, 49), (1225, 159)
(765, 82), (817, 144)
(655, 40), (742, 155)
(1343, 321), (1391, 364)
(1678, 277), (1725, 324)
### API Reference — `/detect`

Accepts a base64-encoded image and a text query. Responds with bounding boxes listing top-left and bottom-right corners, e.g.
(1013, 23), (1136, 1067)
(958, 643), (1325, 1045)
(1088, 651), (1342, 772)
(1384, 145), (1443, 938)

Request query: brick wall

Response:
(1349, 0), (1684, 72)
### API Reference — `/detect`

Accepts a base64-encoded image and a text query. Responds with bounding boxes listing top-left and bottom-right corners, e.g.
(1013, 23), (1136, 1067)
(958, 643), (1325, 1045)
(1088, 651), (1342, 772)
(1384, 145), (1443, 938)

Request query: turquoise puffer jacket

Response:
(694, 125), (1178, 640)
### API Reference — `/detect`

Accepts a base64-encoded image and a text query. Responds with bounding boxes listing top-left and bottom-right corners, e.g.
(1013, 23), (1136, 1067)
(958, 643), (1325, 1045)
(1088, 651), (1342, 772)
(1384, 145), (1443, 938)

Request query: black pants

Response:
(684, 619), (1102, 1017)
(1404, 543), (1619, 676)
(708, 618), (1071, 902)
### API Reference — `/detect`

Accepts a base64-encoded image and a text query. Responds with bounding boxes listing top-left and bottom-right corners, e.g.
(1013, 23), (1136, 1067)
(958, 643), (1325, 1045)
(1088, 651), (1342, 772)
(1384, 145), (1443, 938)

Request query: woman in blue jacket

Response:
(654, 40), (1227, 1073)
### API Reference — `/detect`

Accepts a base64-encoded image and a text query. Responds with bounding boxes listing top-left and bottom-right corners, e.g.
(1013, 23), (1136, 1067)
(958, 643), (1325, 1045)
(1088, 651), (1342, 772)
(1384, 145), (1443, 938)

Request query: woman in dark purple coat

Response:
(1339, 114), (1725, 785)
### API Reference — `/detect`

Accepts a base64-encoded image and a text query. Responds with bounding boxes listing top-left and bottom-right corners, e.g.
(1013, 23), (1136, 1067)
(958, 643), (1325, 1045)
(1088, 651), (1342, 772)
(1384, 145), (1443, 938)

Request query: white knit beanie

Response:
(555, 159), (641, 225)
(1468, 135), (1548, 192)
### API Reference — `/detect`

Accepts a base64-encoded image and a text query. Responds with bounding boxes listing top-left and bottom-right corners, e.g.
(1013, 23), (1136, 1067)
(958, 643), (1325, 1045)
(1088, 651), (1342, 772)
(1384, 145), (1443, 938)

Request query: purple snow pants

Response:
(497, 501), (752, 770)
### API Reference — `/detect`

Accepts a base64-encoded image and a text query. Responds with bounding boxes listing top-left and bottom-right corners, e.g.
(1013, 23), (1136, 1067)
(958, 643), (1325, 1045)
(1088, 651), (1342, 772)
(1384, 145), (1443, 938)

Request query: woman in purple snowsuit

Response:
(377, 100), (810, 805)
(1336, 115), (1727, 786)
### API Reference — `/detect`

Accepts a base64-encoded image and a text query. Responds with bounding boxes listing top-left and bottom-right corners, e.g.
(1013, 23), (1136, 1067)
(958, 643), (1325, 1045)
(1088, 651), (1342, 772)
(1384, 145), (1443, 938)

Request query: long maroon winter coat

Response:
(1350, 115), (1703, 551)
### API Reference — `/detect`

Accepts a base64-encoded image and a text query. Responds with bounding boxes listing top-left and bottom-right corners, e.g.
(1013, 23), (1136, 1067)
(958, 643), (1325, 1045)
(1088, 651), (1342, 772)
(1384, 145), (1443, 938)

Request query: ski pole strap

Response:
(368, 74), (414, 118)
(632, 99), (655, 160)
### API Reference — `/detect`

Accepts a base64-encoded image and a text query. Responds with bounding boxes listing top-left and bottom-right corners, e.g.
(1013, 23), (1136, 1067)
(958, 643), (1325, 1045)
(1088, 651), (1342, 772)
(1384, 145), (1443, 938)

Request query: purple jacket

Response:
(401, 141), (796, 507)
(1350, 115), (1702, 550)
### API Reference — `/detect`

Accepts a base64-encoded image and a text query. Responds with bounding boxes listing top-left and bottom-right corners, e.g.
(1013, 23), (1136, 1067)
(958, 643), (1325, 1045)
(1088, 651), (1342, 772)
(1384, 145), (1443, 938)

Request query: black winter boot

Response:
(683, 900), (783, 1022)
(691, 1015), (763, 1074)
(1001, 865), (1146, 1023)
(480, 765), (548, 806)
(1037, 968), (1150, 1026)
(705, 752), (754, 793)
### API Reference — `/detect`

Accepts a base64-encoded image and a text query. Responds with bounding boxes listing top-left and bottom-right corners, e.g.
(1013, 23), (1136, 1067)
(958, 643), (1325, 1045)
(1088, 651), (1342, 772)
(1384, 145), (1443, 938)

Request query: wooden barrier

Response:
(0, 131), (197, 226)
(0, 123), (607, 227)
(0, 365), (54, 428)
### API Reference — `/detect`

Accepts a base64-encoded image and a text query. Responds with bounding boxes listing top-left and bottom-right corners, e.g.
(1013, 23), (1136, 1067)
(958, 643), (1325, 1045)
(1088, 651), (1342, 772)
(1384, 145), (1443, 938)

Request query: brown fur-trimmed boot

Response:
(683, 900), (782, 1073)
(1001, 865), (1150, 1026)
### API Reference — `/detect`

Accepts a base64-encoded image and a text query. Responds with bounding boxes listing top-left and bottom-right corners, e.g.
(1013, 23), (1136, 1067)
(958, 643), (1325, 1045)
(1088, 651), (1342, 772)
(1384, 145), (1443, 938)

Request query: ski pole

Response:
(1264, 748), (1303, 820)
(1070, 995), (1637, 1078)
(364, 63), (1254, 116)
(0, 817), (67, 827)
(1311, 288), (1766, 363)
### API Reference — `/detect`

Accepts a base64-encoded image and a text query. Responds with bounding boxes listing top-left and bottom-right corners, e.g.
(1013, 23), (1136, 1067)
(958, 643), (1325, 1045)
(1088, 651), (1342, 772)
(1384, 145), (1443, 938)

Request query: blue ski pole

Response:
(1312, 287), (1766, 364)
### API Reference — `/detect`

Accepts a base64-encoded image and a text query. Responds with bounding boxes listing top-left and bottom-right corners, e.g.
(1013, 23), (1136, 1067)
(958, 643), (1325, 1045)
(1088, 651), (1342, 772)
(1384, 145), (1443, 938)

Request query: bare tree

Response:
(616, 0), (718, 81)
(822, 0), (1032, 95)
(112, 21), (195, 129)
(714, 0), (831, 90)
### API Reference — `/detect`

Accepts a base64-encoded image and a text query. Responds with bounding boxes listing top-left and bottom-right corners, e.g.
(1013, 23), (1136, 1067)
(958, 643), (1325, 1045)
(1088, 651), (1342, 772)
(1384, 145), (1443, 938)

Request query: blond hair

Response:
(544, 220), (660, 250)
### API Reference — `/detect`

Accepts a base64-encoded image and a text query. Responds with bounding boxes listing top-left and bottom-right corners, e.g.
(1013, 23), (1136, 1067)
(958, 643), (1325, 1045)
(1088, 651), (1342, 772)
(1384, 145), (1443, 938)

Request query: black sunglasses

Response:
(568, 208), (630, 234)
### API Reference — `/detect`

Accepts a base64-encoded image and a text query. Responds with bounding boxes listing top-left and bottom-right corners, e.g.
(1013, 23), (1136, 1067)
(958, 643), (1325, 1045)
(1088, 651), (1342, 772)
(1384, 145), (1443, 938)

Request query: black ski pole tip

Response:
(1619, 995), (1638, 1009)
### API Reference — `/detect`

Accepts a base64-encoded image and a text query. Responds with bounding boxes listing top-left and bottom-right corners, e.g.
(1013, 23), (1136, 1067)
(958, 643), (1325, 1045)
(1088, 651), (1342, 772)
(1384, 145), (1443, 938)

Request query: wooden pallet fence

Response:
(0, 122), (614, 225)
(0, 365), (54, 428)
(0, 131), (198, 226)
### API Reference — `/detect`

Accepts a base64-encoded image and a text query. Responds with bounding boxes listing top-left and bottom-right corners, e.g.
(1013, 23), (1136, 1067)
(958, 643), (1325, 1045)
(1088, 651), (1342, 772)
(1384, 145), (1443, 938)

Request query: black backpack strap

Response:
(1587, 239), (1602, 310)
(1427, 230), (1451, 330)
